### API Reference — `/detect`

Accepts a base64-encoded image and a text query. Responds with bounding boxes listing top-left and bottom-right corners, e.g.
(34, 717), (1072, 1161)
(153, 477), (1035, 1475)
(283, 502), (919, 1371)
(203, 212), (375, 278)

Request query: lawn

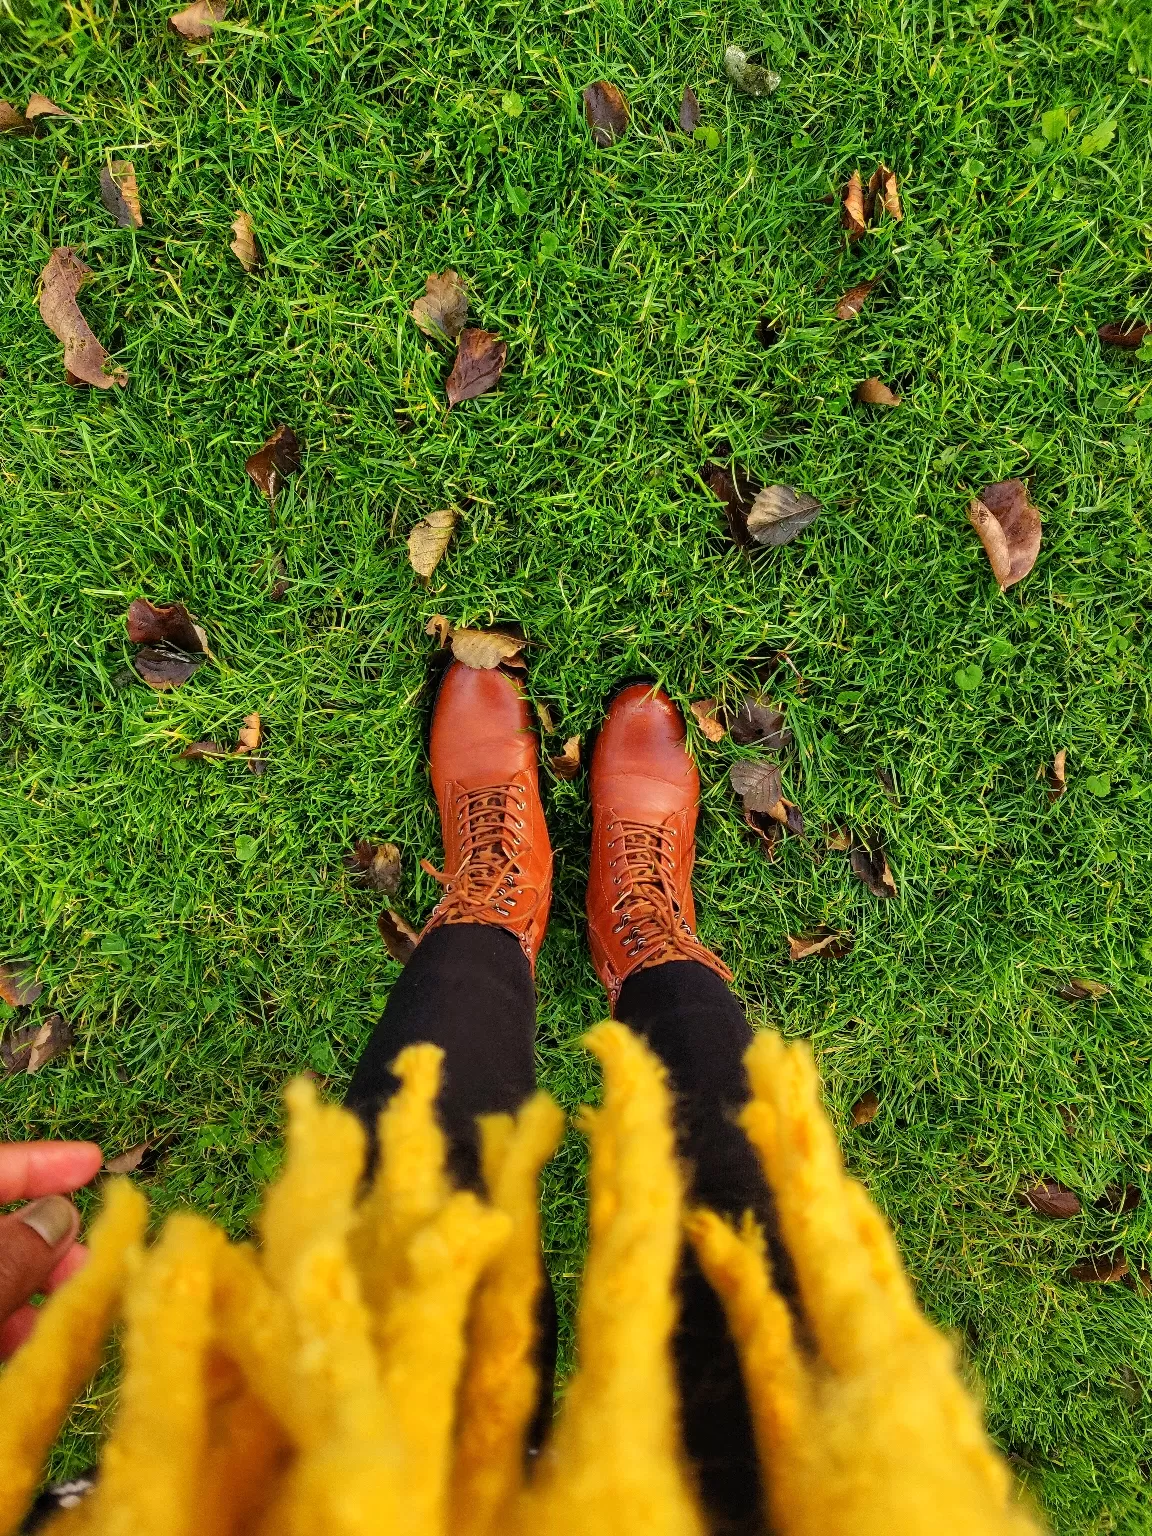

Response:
(3, 0), (1152, 1527)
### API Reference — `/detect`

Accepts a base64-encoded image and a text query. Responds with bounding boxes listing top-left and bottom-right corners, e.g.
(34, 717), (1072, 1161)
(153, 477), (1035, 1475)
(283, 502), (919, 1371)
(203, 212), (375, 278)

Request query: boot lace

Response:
(608, 818), (693, 961)
(422, 782), (535, 921)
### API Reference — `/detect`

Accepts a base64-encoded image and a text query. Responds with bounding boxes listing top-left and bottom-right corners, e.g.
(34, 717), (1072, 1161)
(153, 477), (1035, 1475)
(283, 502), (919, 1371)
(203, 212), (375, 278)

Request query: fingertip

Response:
(46, 1242), (88, 1291)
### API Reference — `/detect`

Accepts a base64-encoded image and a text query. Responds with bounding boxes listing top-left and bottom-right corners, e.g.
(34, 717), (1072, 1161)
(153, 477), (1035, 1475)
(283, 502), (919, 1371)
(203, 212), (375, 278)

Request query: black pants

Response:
(346, 924), (787, 1532)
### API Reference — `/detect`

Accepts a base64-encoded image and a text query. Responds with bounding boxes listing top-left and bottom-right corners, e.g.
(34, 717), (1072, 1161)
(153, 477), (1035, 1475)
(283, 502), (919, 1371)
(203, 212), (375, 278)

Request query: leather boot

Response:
(420, 661), (552, 969)
(587, 683), (732, 1010)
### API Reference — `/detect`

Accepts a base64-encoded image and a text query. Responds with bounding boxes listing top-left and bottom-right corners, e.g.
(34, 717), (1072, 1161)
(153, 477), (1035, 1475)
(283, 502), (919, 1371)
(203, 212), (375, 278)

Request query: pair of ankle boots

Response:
(418, 664), (731, 1010)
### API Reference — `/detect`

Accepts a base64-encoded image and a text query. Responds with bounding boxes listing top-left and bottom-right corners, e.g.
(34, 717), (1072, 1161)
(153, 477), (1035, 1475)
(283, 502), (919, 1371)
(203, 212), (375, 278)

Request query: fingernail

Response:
(18, 1195), (75, 1246)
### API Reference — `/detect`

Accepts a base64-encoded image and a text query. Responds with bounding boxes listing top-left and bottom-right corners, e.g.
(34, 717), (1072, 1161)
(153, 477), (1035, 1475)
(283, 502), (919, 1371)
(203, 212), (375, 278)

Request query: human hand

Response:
(0, 1141), (103, 1359)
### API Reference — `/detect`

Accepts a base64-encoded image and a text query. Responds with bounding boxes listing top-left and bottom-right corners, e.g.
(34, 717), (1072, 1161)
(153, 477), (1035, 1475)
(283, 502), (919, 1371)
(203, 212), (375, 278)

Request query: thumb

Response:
(0, 1196), (80, 1324)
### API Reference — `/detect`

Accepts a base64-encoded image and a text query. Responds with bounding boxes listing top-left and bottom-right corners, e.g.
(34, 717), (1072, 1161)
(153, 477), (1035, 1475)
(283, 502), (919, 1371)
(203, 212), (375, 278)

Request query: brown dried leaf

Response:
(425, 614), (454, 648)
(100, 161), (143, 229)
(378, 907), (420, 965)
(104, 1143), (149, 1175)
(1098, 321), (1150, 350)
(678, 85), (700, 134)
(38, 247), (127, 389)
(583, 80), (629, 147)
(127, 598), (209, 655)
(345, 840), (401, 896)
(1, 101), (31, 133)
(1099, 1183), (1142, 1215)
(133, 648), (203, 690)
(729, 696), (791, 749)
(1058, 977), (1109, 1002)
(1, 1013), (73, 1076)
(756, 316), (781, 348)
(26, 95), (70, 122)
(851, 1090), (880, 1126)
(876, 767), (899, 803)
(743, 809), (781, 856)
(1048, 748), (1067, 803)
(849, 834), (898, 898)
(0, 961), (43, 1009)
(968, 479), (1041, 592)
(787, 927), (854, 961)
(1017, 1178), (1081, 1218)
(730, 761), (804, 834)
(535, 700), (557, 735)
(826, 826), (852, 852)
(246, 425), (301, 504)
(866, 163), (902, 222)
(179, 740), (228, 760)
(1059, 1104), (1077, 1137)
(746, 484), (822, 547)
(230, 211), (260, 272)
(445, 328), (507, 406)
(549, 736), (582, 780)
(408, 508), (459, 580)
(1069, 1252), (1128, 1284)
(702, 460), (757, 548)
(450, 628), (526, 670)
(856, 377), (901, 406)
(834, 280), (876, 321)
(411, 270), (469, 343)
(169, 0), (227, 38)
(234, 712), (262, 756)
(841, 169), (866, 240)
(689, 699), (726, 742)
(1124, 1268), (1152, 1295)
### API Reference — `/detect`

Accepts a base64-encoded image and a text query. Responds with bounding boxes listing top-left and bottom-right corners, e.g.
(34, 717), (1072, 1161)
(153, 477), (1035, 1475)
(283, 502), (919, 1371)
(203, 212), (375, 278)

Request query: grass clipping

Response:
(0, 1027), (1040, 1536)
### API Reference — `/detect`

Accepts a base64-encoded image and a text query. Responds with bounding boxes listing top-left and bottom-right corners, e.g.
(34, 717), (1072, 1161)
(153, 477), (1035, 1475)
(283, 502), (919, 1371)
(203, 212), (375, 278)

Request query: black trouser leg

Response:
(344, 922), (556, 1443)
(617, 959), (793, 1536)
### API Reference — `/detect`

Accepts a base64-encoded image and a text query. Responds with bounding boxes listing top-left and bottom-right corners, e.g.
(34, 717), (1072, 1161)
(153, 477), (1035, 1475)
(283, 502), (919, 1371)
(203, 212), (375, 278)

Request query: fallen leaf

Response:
(1058, 977), (1109, 1002)
(745, 484), (823, 547)
(134, 649), (203, 690)
(100, 161), (143, 229)
(38, 247), (127, 389)
(535, 700), (557, 735)
(0, 961), (43, 1008)
(678, 85), (701, 133)
(876, 767), (899, 803)
(450, 628), (526, 670)
(856, 377), (901, 406)
(169, 0), (227, 38)
(851, 1090), (880, 1126)
(730, 761), (804, 834)
(1059, 1104), (1077, 1137)
(968, 479), (1041, 592)
(0, 102), (29, 133)
(1069, 1252), (1128, 1284)
(1048, 748), (1068, 802)
(702, 459), (757, 547)
(743, 810), (781, 856)
(1124, 1268), (1152, 1295)
(104, 1143), (149, 1175)
(425, 614), (454, 648)
(1099, 1184), (1141, 1215)
(787, 927), (854, 961)
(729, 696), (792, 749)
(346, 840), (402, 895)
(411, 270), (469, 343)
(1017, 1178), (1081, 1218)
(408, 508), (459, 579)
(230, 211), (260, 272)
(127, 598), (209, 655)
(446, 328), (507, 406)
(825, 826), (852, 852)
(834, 280), (876, 321)
(378, 907), (420, 965)
(849, 834), (898, 898)
(1, 1013), (73, 1075)
(865, 163), (902, 223)
(841, 169), (866, 240)
(1098, 321), (1150, 350)
(756, 316), (781, 348)
(26, 95), (70, 122)
(689, 699), (726, 742)
(234, 712), (262, 756)
(582, 81), (629, 147)
(246, 425), (301, 504)
(179, 740), (228, 760)
(549, 736), (581, 779)
(723, 46), (780, 97)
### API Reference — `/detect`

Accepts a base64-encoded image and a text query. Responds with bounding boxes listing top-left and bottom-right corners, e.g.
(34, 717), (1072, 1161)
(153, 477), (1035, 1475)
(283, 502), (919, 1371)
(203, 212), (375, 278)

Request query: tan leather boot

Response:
(420, 661), (552, 968)
(586, 683), (732, 1010)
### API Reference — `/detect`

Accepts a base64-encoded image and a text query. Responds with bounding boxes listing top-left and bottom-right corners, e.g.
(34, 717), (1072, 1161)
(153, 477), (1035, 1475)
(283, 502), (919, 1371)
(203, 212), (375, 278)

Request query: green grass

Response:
(3, 0), (1152, 1525)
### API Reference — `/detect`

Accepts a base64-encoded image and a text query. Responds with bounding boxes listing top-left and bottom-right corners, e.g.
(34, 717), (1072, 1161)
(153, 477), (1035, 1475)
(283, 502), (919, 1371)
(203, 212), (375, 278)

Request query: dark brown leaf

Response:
(445, 328), (507, 406)
(743, 809), (781, 855)
(583, 81), (629, 147)
(1059, 1104), (1077, 1137)
(876, 766), (899, 803)
(100, 161), (143, 228)
(548, 736), (582, 779)
(169, 0), (227, 38)
(756, 316), (781, 348)
(849, 834), (898, 898)
(1, 1013), (73, 1075)
(968, 479), (1042, 592)
(104, 1143), (149, 1175)
(345, 840), (402, 896)
(411, 270), (469, 343)
(689, 699), (726, 742)
(1125, 1268), (1152, 1295)
(1017, 1178), (1081, 1218)
(1098, 321), (1150, 350)
(1099, 1183), (1141, 1215)
(126, 598), (208, 654)
(834, 280), (876, 321)
(746, 484), (822, 547)
(246, 425), (301, 504)
(787, 927), (854, 961)
(1069, 1252), (1128, 1284)
(179, 739), (228, 760)
(1058, 977), (1109, 1003)
(408, 508), (458, 579)
(729, 696), (791, 749)
(0, 961), (43, 1009)
(450, 628), (526, 670)
(851, 1090), (880, 1126)
(230, 211), (260, 272)
(841, 169), (866, 240)
(730, 761), (804, 834)
(378, 907), (420, 965)
(133, 648), (203, 690)
(678, 86), (700, 133)
(855, 377), (901, 406)
(701, 460), (758, 548)
(1048, 748), (1067, 803)
(38, 247), (127, 389)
